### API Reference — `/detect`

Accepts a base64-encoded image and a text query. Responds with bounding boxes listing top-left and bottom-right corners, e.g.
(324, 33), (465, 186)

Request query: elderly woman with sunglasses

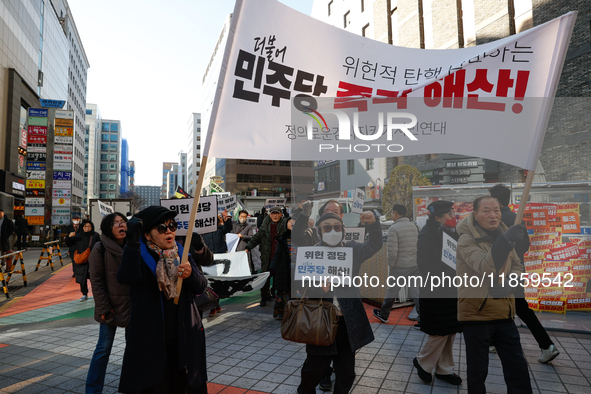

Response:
(117, 206), (213, 394)
(297, 211), (383, 394)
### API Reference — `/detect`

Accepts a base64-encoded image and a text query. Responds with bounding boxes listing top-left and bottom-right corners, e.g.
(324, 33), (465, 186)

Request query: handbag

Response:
(280, 289), (339, 346)
(195, 287), (220, 311)
(74, 237), (92, 265)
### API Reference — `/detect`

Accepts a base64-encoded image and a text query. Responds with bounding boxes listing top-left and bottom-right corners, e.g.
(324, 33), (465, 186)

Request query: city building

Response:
(135, 185), (161, 211)
(312, 0), (591, 186)
(98, 119), (121, 199)
(186, 113), (201, 196)
(120, 138), (130, 195)
(129, 160), (135, 193)
(166, 164), (178, 199)
(0, 0), (87, 216)
(177, 151), (187, 192)
(83, 103), (101, 207)
(161, 162), (176, 198)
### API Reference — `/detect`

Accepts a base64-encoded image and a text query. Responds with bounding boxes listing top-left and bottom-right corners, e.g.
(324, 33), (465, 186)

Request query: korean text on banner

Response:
(98, 200), (114, 217)
(344, 227), (365, 243)
(351, 188), (365, 214)
(441, 231), (457, 270)
(294, 246), (353, 281)
(203, 0), (575, 171)
(264, 198), (287, 210)
(160, 196), (218, 235)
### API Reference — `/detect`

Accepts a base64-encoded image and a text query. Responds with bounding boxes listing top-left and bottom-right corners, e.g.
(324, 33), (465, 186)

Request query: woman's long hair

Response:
(78, 219), (95, 235)
(100, 212), (128, 241)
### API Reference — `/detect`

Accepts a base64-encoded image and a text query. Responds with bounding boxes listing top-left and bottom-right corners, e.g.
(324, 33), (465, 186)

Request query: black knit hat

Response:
(135, 206), (177, 233)
(315, 212), (344, 227)
(427, 200), (454, 218)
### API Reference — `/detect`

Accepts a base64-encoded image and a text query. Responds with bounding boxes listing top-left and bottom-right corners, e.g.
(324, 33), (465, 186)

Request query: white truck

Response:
(88, 199), (133, 233)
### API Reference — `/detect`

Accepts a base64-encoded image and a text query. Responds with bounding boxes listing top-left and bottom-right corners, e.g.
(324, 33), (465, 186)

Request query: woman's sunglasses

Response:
(321, 224), (343, 233)
(156, 222), (178, 234)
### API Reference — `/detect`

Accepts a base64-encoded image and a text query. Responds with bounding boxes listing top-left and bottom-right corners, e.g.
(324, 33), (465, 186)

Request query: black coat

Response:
(14, 217), (28, 235)
(65, 231), (100, 284)
(0, 217), (15, 251)
(269, 232), (292, 293)
(116, 240), (210, 392)
(417, 218), (462, 336)
(203, 218), (232, 253)
(306, 219), (383, 356)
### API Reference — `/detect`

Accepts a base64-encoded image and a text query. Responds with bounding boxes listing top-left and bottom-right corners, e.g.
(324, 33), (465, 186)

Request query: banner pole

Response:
(514, 169), (536, 226)
(174, 155), (209, 305)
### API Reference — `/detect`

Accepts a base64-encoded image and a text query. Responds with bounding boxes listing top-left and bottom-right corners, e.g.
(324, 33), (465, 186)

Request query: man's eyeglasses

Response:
(156, 222), (178, 234)
(321, 224), (343, 233)
(113, 221), (127, 227)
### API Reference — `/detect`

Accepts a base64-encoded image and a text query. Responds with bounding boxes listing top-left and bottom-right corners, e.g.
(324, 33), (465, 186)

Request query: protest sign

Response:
(217, 194), (238, 213)
(351, 188), (365, 214)
(160, 196), (218, 235)
(441, 231), (457, 270)
(344, 227), (365, 243)
(264, 198), (287, 210)
(294, 246), (353, 281)
(97, 200), (114, 217)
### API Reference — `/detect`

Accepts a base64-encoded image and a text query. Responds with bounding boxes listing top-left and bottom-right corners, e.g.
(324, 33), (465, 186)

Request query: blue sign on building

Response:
(28, 108), (48, 117)
(26, 162), (46, 171)
(39, 99), (66, 108)
(53, 171), (72, 180)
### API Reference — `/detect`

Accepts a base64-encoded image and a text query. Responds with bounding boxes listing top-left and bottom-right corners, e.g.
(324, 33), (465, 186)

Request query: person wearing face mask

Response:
(297, 211), (383, 394)
(373, 204), (420, 324)
(232, 210), (254, 251)
(412, 200), (463, 386)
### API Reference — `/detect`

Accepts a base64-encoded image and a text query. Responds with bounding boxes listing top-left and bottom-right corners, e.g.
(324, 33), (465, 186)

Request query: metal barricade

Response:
(35, 240), (64, 272)
(0, 250), (27, 299)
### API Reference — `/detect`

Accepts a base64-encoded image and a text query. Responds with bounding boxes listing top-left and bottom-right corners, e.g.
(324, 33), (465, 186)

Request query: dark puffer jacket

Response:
(245, 215), (288, 272)
(203, 218), (232, 253)
(89, 234), (131, 327)
(417, 217), (462, 336)
(269, 231), (292, 294)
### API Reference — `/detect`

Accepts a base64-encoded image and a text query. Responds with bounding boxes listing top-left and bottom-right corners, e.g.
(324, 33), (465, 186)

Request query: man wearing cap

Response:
(245, 206), (288, 306)
(456, 196), (532, 393)
(412, 200), (463, 385)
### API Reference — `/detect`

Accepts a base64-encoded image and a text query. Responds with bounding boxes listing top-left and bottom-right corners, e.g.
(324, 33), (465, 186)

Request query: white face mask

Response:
(72, 220), (80, 225)
(322, 230), (342, 247)
(239, 218), (246, 224)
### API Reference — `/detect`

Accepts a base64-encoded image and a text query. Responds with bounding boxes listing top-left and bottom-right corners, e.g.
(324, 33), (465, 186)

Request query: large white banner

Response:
(204, 0), (575, 170)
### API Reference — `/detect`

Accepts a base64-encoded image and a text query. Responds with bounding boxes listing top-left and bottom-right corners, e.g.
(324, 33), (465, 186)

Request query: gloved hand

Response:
(302, 201), (313, 216)
(489, 283), (513, 299)
(503, 224), (527, 244)
(192, 234), (205, 252)
(125, 217), (143, 248)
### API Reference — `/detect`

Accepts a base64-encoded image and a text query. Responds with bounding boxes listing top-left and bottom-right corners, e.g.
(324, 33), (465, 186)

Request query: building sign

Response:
(55, 136), (73, 144)
(53, 162), (72, 171)
(27, 125), (47, 135)
(54, 118), (73, 127)
(39, 99), (66, 108)
(26, 170), (45, 180)
(450, 177), (469, 184)
(53, 154), (72, 162)
(28, 108), (47, 118)
(25, 197), (44, 206)
(26, 162), (46, 171)
(53, 171), (72, 180)
(53, 180), (71, 189)
(28, 117), (48, 126)
(20, 128), (27, 149)
(450, 169), (471, 176)
(26, 180), (45, 189)
(26, 216), (44, 225)
(445, 160), (479, 168)
(54, 144), (73, 154)
(55, 109), (74, 119)
(25, 206), (44, 216)
(26, 152), (47, 161)
(52, 189), (71, 198)
(27, 134), (47, 144)
(51, 207), (70, 216)
(27, 146), (46, 153)
(54, 127), (73, 136)
(26, 189), (45, 197)
(52, 216), (70, 225)
(52, 198), (70, 207)
(12, 182), (25, 192)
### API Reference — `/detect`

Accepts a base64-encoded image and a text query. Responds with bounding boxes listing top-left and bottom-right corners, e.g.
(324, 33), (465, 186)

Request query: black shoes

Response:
(413, 357), (432, 383)
(260, 298), (267, 307)
(318, 374), (332, 391)
(435, 373), (462, 385)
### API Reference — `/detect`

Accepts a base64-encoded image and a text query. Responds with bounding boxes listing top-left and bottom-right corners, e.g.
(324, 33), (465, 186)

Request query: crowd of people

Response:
(26, 185), (559, 393)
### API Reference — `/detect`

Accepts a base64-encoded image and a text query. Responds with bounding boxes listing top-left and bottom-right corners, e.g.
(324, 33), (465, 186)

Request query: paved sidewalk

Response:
(0, 260), (590, 393)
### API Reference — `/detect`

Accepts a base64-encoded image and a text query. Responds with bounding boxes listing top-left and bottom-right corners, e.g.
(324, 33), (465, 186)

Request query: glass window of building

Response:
(86, 109), (92, 115)
(110, 154), (117, 161)
(101, 144), (109, 150)
(109, 184), (116, 190)
(109, 193), (116, 198)
(109, 174), (116, 180)
(110, 144), (117, 151)
(101, 154), (108, 160)
(109, 164), (117, 170)
(101, 164), (108, 170)
(366, 158), (374, 170)
(102, 123), (110, 131)
(347, 159), (355, 175)
(110, 134), (118, 141)
(102, 134), (109, 141)
(110, 123), (118, 132)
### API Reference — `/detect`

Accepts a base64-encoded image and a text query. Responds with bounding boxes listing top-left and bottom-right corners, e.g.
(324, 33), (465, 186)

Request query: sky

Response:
(68, 0), (314, 186)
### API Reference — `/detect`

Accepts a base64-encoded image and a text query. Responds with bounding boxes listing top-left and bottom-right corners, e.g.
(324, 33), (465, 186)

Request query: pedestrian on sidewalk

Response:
(203, 212), (232, 254)
(412, 201), (462, 386)
(297, 211), (383, 394)
(86, 212), (131, 393)
(66, 215), (81, 277)
(269, 217), (294, 319)
(489, 184), (560, 363)
(373, 203), (420, 324)
(65, 219), (99, 301)
(117, 206), (211, 393)
(14, 215), (29, 251)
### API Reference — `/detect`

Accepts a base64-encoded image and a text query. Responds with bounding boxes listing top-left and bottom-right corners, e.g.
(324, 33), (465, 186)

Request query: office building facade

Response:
(187, 113), (202, 196)
(135, 185), (161, 211)
(98, 119), (121, 199)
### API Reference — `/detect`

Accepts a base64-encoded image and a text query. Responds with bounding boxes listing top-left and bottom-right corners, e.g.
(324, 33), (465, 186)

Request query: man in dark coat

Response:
(66, 215), (81, 276)
(245, 206), (287, 306)
(14, 215), (29, 250)
(232, 210), (254, 251)
(489, 184), (559, 363)
(413, 200), (463, 386)
(202, 213), (232, 253)
(0, 209), (15, 254)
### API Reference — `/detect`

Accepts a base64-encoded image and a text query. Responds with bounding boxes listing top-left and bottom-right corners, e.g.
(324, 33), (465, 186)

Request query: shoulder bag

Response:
(280, 288), (339, 346)
(74, 236), (92, 265)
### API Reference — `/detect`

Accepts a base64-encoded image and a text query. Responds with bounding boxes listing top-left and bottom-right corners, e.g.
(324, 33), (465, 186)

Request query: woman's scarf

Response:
(146, 240), (181, 300)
